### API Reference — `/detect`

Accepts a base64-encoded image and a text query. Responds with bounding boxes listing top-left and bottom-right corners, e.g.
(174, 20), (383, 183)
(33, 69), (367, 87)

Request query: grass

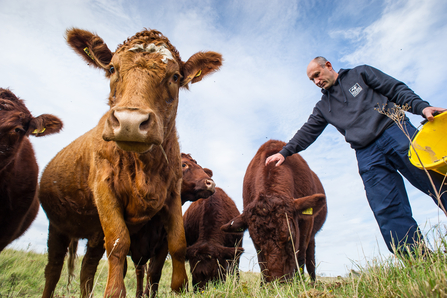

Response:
(1, 232), (447, 297)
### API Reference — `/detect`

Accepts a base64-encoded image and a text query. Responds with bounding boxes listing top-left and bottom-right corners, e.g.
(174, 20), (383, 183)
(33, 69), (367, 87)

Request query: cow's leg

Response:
(160, 193), (188, 293)
(42, 224), (71, 298)
(234, 246), (242, 282)
(297, 218), (313, 278)
(145, 241), (169, 298)
(80, 239), (105, 298)
(305, 237), (317, 281)
(94, 180), (131, 298)
(135, 263), (146, 298)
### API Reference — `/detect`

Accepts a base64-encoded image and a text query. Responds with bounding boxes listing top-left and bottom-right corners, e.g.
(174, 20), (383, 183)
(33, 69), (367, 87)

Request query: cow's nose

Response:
(205, 179), (216, 191)
(111, 109), (153, 141)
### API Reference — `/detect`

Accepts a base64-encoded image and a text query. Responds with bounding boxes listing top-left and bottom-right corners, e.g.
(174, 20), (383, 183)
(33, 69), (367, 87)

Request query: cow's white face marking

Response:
(128, 43), (174, 63)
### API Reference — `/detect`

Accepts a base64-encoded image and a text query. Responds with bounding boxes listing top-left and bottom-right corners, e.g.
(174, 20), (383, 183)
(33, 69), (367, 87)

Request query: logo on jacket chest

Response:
(349, 83), (363, 97)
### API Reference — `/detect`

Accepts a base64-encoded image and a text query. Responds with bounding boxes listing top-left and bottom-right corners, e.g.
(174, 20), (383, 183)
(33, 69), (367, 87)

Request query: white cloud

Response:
(340, 0), (447, 105)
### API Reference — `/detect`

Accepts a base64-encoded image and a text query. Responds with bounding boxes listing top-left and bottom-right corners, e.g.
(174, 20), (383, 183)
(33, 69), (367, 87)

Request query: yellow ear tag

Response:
(302, 207), (313, 215)
(32, 128), (46, 134)
(83, 47), (95, 61)
(195, 69), (202, 77)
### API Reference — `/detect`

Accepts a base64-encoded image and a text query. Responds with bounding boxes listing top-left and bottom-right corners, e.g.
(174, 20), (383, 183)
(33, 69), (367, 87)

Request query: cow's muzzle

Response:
(102, 108), (163, 153)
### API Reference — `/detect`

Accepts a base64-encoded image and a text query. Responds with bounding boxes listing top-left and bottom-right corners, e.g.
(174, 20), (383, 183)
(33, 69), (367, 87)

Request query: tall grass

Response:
(1, 231), (447, 298)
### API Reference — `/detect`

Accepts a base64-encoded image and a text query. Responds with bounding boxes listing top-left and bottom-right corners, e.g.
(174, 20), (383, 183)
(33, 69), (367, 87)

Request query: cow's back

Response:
(247, 140), (327, 229)
(184, 187), (240, 246)
(243, 140), (325, 205)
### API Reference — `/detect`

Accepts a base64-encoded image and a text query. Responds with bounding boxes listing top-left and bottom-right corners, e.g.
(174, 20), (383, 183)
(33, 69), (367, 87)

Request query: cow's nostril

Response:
(110, 111), (120, 128)
(205, 179), (213, 186)
(140, 118), (150, 131)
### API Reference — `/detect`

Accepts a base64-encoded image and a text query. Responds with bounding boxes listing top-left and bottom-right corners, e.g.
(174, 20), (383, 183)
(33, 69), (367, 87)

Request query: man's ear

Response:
(181, 51), (223, 87)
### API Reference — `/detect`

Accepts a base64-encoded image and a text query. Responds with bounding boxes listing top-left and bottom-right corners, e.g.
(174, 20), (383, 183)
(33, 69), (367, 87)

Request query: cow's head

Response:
(221, 193), (326, 282)
(186, 242), (244, 290)
(181, 153), (215, 204)
(0, 88), (63, 159)
(66, 28), (222, 154)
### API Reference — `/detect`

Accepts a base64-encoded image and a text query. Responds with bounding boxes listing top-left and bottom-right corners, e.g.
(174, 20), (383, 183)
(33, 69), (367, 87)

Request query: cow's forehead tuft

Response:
(127, 43), (174, 64)
(115, 29), (182, 64)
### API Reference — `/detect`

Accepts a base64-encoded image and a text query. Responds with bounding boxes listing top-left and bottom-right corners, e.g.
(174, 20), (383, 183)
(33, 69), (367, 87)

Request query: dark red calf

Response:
(184, 187), (244, 290)
(0, 88), (63, 252)
(222, 140), (326, 282)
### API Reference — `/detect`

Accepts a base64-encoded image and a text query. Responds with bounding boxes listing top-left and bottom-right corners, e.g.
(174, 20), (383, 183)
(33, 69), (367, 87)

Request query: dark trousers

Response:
(355, 121), (447, 253)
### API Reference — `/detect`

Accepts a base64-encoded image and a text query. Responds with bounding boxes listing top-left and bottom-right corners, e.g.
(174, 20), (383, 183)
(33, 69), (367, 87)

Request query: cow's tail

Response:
(67, 238), (78, 286)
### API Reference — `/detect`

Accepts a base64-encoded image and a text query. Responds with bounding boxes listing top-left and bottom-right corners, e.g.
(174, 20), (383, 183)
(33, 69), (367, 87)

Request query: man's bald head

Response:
(307, 57), (338, 90)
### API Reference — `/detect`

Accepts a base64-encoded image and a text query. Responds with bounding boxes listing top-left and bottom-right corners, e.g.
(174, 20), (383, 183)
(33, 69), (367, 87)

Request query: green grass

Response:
(1, 234), (447, 297)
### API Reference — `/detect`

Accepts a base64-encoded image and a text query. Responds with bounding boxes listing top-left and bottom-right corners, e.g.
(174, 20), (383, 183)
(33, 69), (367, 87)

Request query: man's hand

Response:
(265, 153), (285, 167)
(422, 106), (446, 122)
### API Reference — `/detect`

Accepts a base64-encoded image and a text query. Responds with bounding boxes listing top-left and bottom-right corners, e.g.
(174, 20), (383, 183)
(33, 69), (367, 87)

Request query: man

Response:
(266, 56), (446, 254)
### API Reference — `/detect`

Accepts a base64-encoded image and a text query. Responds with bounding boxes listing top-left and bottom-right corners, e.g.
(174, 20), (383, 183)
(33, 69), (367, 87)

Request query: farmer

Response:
(265, 56), (447, 254)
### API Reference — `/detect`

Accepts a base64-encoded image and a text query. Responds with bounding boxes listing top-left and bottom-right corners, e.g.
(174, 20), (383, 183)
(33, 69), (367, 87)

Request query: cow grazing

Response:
(221, 140), (327, 282)
(0, 88), (63, 252)
(38, 28), (222, 298)
(130, 153), (216, 297)
(184, 187), (244, 290)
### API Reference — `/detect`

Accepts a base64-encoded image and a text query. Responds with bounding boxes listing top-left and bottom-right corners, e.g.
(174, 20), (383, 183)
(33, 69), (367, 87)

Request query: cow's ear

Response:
(221, 214), (247, 233)
(219, 245), (244, 259)
(29, 114), (63, 137)
(293, 193), (326, 217)
(66, 28), (113, 74)
(181, 51), (223, 87)
(203, 168), (213, 178)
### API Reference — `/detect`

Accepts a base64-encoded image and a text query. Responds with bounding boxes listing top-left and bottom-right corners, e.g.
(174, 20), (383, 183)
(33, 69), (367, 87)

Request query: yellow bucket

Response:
(408, 111), (447, 175)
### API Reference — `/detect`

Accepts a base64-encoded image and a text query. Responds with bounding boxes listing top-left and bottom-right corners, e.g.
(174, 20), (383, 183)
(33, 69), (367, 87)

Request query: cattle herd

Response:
(0, 28), (327, 297)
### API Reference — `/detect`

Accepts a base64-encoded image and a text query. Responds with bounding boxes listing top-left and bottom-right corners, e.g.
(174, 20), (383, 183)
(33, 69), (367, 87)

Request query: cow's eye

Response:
(182, 163), (188, 168)
(173, 73), (179, 82)
(15, 127), (25, 134)
(109, 66), (115, 74)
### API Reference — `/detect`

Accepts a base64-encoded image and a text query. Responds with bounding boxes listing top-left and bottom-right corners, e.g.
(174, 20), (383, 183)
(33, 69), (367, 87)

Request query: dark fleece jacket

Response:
(280, 65), (430, 156)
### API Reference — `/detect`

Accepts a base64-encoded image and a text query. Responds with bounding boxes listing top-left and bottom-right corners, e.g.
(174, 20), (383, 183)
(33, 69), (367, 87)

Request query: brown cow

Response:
(184, 187), (244, 290)
(0, 88), (63, 252)
(66, 153), (216, 297)
(221, 140), (327, 282)
(38, 28), (222, 298)
(130, 153), (216, 297)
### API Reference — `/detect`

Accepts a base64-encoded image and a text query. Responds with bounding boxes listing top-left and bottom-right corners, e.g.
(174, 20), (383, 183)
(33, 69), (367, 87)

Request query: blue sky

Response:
(1, 0), (447, 278)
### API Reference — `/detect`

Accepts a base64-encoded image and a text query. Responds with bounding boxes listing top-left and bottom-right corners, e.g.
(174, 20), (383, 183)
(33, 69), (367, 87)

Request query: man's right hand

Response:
(265, 153), (285, 167)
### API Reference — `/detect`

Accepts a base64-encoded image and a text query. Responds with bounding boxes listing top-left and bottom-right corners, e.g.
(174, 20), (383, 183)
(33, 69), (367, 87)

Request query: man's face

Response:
(307, 61), (337, 90)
